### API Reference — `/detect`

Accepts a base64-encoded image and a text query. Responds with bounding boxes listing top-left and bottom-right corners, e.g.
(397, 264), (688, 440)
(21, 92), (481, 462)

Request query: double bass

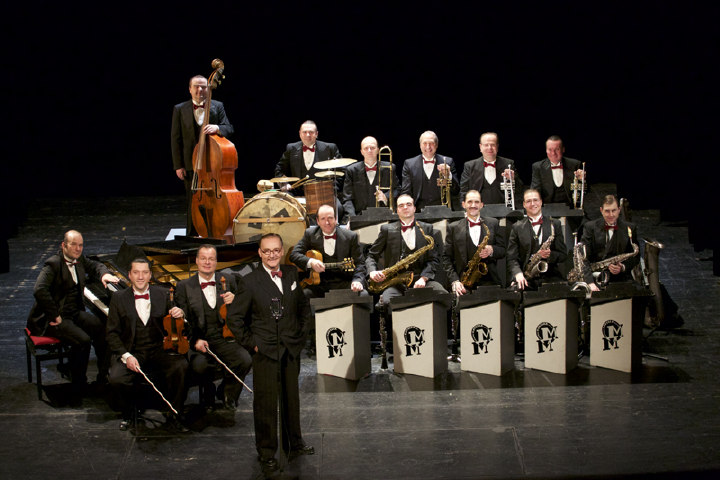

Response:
(191, 59), (244, 238)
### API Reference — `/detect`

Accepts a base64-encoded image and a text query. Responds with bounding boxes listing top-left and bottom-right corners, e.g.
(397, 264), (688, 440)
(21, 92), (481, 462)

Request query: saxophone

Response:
(523, 222), (555, 280)
(460, 223), (490, 288)
(368, 223), (435, 294)
(567, 242), (592, 284)
(590, 227), (639, 287)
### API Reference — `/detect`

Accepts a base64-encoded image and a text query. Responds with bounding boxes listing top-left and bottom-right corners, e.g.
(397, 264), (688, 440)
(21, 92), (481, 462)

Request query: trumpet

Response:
(571, 162), (586, 209)
(437, 158), (452, 209)
(377, 146), (395, 212)
(501, 162), (516, 209)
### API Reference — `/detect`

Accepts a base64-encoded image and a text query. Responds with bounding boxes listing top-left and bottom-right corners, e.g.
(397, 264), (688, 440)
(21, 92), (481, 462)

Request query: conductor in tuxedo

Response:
(460, 132), (523, 205)
(530, 135), (586, 208)
(227, 233), (314, 473)
(400, 131), (459, 210)
(27, 230), (117, 390)
(507, 189), (567, 290)
(106, 258), (189, 433)
(171, 75), (234, 234)
(367, 194), (447, 306)
(175, 245), (252, 411)
(443, 190), (506, 294)
(581, 195), (640, 291)
(341, 136), (399, 223)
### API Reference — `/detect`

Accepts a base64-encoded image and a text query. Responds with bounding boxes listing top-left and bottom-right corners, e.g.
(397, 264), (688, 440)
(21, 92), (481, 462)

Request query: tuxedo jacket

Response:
(442, 217), (505, 286)
(289, 226), (367, 286)
(341, 160), (399, 219)
(106, 285), (171, 360)
(175, 272), (238, 348)
(171, 99), (234, 172)
(227, 265), (311, 360)
(27, 250), (109, 336)
(580, 218), (639, 283)
(274, 140), (342, 192)
(530, 157), (584, 206)
(400, 154), (459, 205)
(507, 216), (567, 278)
(459, 156), (523, 203)
(366, 220), (439, 281)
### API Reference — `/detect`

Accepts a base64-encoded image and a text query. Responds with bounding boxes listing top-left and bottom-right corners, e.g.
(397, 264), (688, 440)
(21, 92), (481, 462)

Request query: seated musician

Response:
(175, 245), (251, 412)
(507, 189), (567, 290)
(107, 258), (189, 433)
(443, 190), (506, 294)
(367, 194), (447, 306)
(581, 195), (640, 291)
(27, 230), (118, 397)
(530, 135), (586, 208)
(341, 136), (399, 223)
(400, 131), (459, 210)
(460, 132), (524, 204)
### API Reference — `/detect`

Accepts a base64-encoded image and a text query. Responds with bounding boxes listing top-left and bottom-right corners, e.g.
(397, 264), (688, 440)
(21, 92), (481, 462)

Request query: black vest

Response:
(60, 281), (81, 319)
(479, 172), (504, 205)
(201, 292), (223, 339)
(418, 166), (441, 208)
(551, 183), (570, 204)
(364, 170), (379, 205)
(135, 316), (163, 352)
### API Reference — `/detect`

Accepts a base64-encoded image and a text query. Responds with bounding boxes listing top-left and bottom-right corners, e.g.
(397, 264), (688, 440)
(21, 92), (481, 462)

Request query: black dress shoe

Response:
(119, 419), (134, 431)
(258, 456), (278, 476)
(165, 416), (190, 434)
(221, 396), (238, 412)
(291, 444), (315, 455)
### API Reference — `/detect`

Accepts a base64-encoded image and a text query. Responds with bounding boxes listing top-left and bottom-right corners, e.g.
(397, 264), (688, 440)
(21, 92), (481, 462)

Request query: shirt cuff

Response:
(121, 353), (133, 364)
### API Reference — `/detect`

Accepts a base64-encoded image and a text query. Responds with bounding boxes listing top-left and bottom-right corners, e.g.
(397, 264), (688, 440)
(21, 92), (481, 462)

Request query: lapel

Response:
(121, 288), (141, 339)
(314, 142), (324, 164)
(595, 220), (609, 257)
(521, 218), (538, 252)
(388, 222), (402, 263)
(257, 266), (283, 298)
(412, 222), (424, 251)
(280, 266), (293, 307)
(188, 274), (206, 320)
(457, 220), (469, 264)
(542, 159), (555, 193)
(335, 228), (349, 260)
(412, 156), (424, 195)
(292, 143), (306, 177)
(182, 101), (196, 142)
(310, 227), (324, 252)
(561, 158), (574, 195)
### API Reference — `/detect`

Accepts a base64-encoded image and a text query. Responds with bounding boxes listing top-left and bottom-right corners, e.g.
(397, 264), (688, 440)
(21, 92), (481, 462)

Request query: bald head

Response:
(360, 136), (379, 164)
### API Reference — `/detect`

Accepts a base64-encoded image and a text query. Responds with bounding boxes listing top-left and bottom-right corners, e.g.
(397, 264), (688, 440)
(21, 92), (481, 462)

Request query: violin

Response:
(218, 277), (235, 341)
(163, 287), (190, 354)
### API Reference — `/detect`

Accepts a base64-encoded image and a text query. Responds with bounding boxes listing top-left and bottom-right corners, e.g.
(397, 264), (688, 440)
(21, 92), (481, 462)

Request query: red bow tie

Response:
(193, 103), (205, 110)
(302, 145), (315, 152)
(484, 161), (495, 168)
(365, 165), (377, 172)
(531, 218), (543, 227)
(134, 293), (149, 300)
(271, 270), (282, 278)
(423, 160), (434, 165)
(65, 259), (78, 266)
(401, 223), (415, 232)
(201, 281), (216, 289)
(604, 224), (618, 231)
(468, 219), (482, 228)
(550, 164), (563, 170)
(324, 233), (337, 240)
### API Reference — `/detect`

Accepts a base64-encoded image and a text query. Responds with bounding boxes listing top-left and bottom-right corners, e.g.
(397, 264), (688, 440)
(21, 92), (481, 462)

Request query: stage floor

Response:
(1, 195), (718, 479)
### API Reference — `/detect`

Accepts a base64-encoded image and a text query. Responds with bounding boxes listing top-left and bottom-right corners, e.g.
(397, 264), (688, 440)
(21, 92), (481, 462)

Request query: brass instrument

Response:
(501, 162), (516, 209)
(523, 222), (555, 279)
(437, 158), (452, 209)
(567, 242), (592, 284)
(376, 146), (395, 211)
(641, 238), (664, 328)
(571, 162), (587, 209)
(590, 226), (639, 287)
(460, 222), (490, 288)
(368, 223), (435, 293)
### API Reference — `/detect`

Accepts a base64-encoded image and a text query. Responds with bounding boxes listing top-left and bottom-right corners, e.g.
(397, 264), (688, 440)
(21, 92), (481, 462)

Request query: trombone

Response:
(377, 145), (395, 212)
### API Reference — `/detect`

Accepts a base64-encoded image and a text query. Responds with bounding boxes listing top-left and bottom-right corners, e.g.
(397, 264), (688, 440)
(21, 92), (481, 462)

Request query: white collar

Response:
(262, 263), (281, 276)
(422, 155), (435, 163)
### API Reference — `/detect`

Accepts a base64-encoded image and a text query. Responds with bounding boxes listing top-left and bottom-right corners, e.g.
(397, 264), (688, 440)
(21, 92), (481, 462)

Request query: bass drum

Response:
(232, 192), (308, 264)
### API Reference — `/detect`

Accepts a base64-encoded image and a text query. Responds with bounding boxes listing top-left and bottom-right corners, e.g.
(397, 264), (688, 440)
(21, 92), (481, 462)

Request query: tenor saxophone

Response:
(460, 223), (490, 288)
(368, 223), (435, 294)
(523, 222), (555, 280)
(590, 227), (639, 274)
(567, 242), (592, 284)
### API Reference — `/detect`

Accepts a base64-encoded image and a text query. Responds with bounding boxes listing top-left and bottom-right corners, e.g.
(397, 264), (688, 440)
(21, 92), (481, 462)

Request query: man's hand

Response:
(413, 277), (427, 288)
(101, 273), (119, 287)
(452, 281), (466, 296)
(608, 263), (623, 275)
(590, 283), (601, 292)
(351, 281), (364, 292)
(437, 163), (450, 173)
(202, 124), (220, 135)
(50, 315), (62, 326)
(574, 169), (586, 180)
(169, 307), (184, 319)
(309, 259), (325, 273)
(502, 168), (515, 180)
(375, 189), (388, 204)
(176, 168), (187, 180)
(280, 183), (292, 192)
(220, 292), (234, 304)
(195, 339), (209, 353)
(539, 248), (551, 259)
(515, 272), (529, 290)
(254, 346), (258, 353)
(126, 356), (140, 373)
(370, 271), (385, 282)
(480, 246), (493, 259)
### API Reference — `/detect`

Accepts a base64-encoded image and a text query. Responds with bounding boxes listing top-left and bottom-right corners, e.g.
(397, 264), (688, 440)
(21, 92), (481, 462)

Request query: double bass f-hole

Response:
(196, 179), (223, 200)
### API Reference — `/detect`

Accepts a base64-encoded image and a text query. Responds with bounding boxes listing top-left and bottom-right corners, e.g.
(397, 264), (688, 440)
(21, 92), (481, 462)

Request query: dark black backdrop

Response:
(6, 2), (716, 220)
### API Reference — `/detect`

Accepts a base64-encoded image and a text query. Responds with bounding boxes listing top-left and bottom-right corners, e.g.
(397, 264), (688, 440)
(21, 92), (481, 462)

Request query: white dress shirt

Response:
(199, 274), (217, 309)
(467, 216), (481, 246)
(422, 156), (435, 179)
(365, 161), (378, 185)
(63, 255), (78, 284)
(303, 144), (315, 171)
(400, 220), (416, 250)
(529, 215), (544, 242)
(550, 161), (564, 187)
(484, 159), (496, 184)
(193, 100), (205, 126)
(262, 264), (283, 294)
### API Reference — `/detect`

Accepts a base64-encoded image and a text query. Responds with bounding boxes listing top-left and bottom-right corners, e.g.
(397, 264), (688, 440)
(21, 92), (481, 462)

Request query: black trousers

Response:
(189, 337), (252, 402)
(109, 347), (188, 418)
(252, 349), (303, 458)
(183, 175), (198, 236)
(45, 311), (108, 384)
(379, 279), (447, 305)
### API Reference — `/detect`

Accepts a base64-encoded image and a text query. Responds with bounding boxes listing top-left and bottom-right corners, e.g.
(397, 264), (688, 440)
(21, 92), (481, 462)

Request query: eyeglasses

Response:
(260, 248), (283, 256)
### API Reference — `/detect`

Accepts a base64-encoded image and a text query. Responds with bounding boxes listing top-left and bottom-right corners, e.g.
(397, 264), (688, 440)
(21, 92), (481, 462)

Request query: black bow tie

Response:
(193, 103), (205, 110)
(605, 224), (618, 231)
(531, 218), (543, 227)
(134, 293), (149, 300)
(468, 219), (482, 228)
(201, 281), (216, 289)
(65, 259), (78, 266)
(302, 145), (315, 152)
(271, 270), (282, 278)
(324, 233), (337, 240)
(401, 223), (415, 233)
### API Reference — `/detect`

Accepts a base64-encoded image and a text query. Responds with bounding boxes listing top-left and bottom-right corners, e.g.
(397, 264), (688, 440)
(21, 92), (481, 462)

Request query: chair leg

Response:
(26, 345), (32, 383)
(36, 357), (43, 401)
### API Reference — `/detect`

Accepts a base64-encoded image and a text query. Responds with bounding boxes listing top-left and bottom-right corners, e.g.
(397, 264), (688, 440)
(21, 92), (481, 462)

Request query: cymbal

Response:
(315, 171), (345, 178)
(269, 176), (300, 183)
(313, 158), (358, 169)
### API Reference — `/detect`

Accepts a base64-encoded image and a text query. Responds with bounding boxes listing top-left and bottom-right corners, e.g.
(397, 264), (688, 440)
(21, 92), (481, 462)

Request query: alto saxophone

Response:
(590, 227), (639, 287)
(523, 222), (555, 280)
(567, 242), (592, 284)
(368, 223), (435, 294)
(460, 223), (490, 288)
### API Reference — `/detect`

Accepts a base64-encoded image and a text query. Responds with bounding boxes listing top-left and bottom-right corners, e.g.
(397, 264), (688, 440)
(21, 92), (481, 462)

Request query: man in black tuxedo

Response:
(171, 75), (234, 234)
(175, 245), (251, 411)
(507, 189), (567, 290)
(227, 234), (314, 474)
(581, 195), (640, 291)
(460, 132), (523, 205)
(400, 131), (459, 210)
(366, 194), (447, 305)
(107, 258), (189, 433)
(341, 136), (399, 223)
(27, 230), (118, 391)
(443, 190), (506, 293)
(275, 120), (342, 190)
(530, 135), (586, 208)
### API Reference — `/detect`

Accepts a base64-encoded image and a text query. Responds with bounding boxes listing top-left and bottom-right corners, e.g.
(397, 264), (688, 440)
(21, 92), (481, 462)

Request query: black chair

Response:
(24, 328), (71, 400)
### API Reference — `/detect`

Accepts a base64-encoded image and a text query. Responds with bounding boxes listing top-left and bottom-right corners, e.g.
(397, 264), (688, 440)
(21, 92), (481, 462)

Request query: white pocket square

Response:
(291, 281), (297, 291)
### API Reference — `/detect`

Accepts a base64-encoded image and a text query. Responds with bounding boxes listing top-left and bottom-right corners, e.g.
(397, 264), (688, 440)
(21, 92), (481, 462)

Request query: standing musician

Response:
(341, 136), (399, 223)
(107, 258), (189, 433)
(443, 190), (506, 294)
(171, 75), (234, 235)
(400, 131), (459, 210)
(460, 132), (523, 204)
(27, 230), (117, 392)
(581, 195), (639, 291)
(227, 233), (314, 475)
(507, 189), (567, 290)
(530, 135), (586, 208)
(175, 245), (252, 411)
(366, 194), (447, 306)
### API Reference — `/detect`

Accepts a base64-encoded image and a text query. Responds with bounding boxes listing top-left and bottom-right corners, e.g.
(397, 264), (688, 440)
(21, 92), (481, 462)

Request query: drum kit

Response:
(233, 158), (357, 263)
